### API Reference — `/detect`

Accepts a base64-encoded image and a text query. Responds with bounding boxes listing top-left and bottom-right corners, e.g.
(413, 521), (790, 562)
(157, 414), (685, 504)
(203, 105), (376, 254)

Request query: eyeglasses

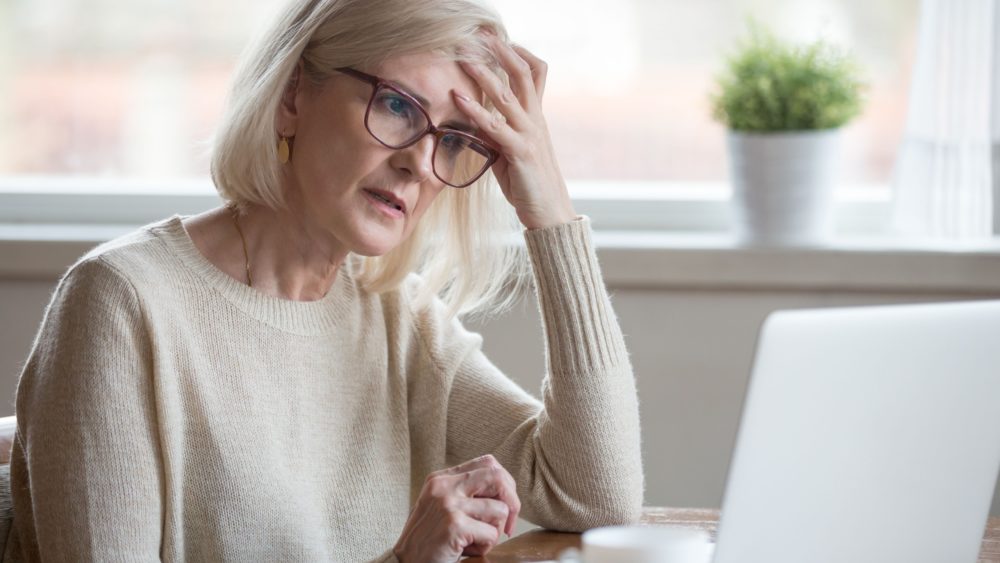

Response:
(335, 67), (498, 188)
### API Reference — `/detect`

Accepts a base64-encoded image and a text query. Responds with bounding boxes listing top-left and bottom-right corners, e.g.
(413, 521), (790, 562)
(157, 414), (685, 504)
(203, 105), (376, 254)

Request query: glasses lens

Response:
(365, 84), (491, 187)
(367, 86), (429, 147)
(433, 133), (492, 187)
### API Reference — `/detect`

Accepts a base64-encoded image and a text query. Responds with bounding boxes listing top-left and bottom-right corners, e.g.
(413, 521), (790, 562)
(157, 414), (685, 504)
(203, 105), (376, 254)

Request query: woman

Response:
(9, 0), (643, 561)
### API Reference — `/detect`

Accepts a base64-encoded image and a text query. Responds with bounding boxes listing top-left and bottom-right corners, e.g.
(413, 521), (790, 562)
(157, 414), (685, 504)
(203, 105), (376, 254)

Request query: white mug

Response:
(581, 525), (713, 563)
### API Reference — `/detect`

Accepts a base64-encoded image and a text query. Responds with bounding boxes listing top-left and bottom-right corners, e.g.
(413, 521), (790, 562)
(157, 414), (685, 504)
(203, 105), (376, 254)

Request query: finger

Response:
(455, 466), (510, 498)
(437, 454), (500, 477)
(456, 465), (521, 536)
(424, 455), (509, 504)
(488, 37), (539, 112)
(459, 60), (530, 129)
(453, 91), (523, 156)
(457, 513), (503, 557)
(485, 463), (520, 536)
(460, 497), (510, 534)
(510, 44), (548, 99)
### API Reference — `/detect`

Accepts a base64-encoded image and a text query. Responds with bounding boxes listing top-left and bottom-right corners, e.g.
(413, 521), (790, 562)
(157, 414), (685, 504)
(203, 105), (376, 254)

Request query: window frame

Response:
(4, 176), (1000, 294)
(0, 175), (892, 236)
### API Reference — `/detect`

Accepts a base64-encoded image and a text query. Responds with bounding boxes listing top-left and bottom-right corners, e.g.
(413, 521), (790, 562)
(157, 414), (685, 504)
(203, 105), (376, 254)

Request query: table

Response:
(465, 507), (1000, 562)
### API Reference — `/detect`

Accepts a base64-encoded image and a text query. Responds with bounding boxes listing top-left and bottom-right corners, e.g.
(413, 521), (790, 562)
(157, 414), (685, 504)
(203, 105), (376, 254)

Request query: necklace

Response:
(228, 204), (253, 287)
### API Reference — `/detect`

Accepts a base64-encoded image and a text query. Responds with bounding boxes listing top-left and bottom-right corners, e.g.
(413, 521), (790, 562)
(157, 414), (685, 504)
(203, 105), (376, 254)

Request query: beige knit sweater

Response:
(8, 215), (643, 562)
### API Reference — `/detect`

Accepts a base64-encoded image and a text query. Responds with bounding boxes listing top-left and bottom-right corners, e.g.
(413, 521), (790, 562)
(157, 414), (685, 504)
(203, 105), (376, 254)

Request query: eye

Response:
(439, 133), (470, 157)
(377, 91), (417, 120)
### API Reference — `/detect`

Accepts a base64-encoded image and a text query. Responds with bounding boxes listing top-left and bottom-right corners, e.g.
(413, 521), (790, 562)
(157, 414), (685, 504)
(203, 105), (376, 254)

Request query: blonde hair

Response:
(211, 0), (528, 318)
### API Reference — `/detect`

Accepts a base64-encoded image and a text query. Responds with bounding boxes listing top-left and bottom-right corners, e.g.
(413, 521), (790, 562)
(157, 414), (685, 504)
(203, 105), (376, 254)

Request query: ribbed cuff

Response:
(523, 216), (629, 375)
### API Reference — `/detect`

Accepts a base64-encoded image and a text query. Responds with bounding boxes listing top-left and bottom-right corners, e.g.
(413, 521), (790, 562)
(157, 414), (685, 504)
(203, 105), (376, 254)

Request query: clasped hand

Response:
(393, 454), (521, 562)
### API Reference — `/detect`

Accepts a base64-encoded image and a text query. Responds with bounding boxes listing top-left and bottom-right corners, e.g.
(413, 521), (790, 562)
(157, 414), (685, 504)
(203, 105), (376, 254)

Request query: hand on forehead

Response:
(374, 52), (484, 121)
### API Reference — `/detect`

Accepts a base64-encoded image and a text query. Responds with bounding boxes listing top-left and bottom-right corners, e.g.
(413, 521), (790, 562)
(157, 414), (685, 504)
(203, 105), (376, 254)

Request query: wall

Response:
(468, 287), (1000, 518)
(3, 242), (999, 519)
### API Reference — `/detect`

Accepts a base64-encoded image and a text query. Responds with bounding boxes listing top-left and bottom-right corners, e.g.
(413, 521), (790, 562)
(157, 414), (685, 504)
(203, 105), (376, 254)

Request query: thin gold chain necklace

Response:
(228, 204), (253, 287)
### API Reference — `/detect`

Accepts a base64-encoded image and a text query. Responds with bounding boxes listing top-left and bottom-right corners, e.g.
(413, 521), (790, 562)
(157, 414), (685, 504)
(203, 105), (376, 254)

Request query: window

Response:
(499, 0), (918, 186)
(3, 0), (277, 179)
(2, 0), (917, 231)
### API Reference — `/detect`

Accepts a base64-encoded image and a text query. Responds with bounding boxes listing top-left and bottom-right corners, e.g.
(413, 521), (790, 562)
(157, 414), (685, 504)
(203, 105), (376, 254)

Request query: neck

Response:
(185, 192), (351, 303)
(228, 202), (349, 302)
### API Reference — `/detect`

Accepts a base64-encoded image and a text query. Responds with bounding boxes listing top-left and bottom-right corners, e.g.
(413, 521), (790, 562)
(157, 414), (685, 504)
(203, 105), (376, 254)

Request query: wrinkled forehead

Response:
(371, 51), (485, 114)
(372, 32), (506, 85)
(362, 30), (505, 71)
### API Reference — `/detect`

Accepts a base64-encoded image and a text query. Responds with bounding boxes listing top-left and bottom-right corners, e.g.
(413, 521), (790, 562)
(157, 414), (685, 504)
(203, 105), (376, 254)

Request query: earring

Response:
(277, 136), (290, 164)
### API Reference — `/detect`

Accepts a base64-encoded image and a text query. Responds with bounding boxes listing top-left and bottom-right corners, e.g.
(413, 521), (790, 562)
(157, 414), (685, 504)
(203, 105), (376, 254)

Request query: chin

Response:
(350, 232), (405, 258)
(352, 246), (395, 258)
(346, 215), (414, 257)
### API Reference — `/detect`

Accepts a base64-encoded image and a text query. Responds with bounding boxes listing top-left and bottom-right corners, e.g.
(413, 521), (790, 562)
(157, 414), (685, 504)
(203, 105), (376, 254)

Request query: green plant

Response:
(711, 26), (865, 131)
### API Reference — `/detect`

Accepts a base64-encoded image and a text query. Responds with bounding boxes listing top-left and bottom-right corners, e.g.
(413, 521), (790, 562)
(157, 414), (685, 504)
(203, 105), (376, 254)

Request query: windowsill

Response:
(591, 231), (1000, 294)
(2, 223), (999, 294)
(1, 176), (998, 293)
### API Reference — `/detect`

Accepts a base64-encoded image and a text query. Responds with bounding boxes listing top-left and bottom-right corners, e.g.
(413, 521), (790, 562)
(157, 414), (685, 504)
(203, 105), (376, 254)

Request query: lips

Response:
(363, 188), (407, 214)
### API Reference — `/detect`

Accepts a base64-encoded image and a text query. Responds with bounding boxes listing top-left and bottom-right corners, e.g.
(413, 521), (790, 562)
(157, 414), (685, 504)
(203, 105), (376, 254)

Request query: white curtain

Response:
(891, 0), (1000, 239)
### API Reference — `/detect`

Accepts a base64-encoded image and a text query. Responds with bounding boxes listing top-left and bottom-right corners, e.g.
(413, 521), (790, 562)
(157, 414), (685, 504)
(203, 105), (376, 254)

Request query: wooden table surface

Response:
(466, 507), (1000, 562)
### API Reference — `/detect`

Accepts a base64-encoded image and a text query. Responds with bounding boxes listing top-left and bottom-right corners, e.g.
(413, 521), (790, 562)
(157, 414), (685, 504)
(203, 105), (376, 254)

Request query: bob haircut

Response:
(211, 0), (528, 318)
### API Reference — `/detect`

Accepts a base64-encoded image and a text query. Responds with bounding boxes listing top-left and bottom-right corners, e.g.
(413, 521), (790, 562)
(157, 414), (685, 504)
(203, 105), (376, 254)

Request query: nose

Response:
(388, 133), (436, 184)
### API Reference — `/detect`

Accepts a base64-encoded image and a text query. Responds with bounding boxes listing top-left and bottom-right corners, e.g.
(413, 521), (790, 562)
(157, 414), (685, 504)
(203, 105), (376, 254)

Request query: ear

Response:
(275, 59), (305, 136)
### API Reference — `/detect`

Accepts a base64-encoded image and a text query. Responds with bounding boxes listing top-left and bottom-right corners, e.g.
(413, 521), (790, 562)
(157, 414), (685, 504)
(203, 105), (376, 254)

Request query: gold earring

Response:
(277, 136), (290, 164)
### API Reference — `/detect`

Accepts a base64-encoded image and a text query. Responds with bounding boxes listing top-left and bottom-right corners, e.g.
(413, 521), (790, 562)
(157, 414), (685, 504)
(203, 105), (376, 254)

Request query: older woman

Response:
(9, 0), (642, 561)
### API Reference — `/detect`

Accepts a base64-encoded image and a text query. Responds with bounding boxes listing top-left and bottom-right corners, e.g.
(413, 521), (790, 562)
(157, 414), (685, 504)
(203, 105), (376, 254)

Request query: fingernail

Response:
(454, 92), (472, 103)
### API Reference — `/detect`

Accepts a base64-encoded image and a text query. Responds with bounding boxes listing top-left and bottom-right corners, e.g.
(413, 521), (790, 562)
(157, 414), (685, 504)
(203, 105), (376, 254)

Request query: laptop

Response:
(712, 300), (1000, 563)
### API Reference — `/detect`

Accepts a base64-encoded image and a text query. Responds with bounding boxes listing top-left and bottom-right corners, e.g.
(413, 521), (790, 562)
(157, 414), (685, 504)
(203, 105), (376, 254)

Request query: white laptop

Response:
(712, 300), (1000, 563)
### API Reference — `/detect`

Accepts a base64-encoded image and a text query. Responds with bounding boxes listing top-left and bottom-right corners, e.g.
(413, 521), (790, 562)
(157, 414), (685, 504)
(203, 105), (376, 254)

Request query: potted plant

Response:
(711, 26), (864, 246)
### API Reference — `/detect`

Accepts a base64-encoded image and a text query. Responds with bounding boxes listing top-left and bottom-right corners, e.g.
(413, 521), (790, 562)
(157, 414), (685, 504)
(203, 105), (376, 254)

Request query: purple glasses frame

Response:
(335, 67), (499, 188)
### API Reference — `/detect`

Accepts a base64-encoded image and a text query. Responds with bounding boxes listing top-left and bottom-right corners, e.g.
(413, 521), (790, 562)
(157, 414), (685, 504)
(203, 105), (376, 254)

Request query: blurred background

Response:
(0, 0), (917, 187)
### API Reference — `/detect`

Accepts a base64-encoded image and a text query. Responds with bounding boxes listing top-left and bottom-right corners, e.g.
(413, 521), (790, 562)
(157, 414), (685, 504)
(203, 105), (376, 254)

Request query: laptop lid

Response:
(713, 300), (1000, 563)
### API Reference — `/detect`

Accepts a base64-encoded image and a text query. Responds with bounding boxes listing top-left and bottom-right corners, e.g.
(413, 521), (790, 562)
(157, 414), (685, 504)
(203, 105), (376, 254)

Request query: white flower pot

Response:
(727, 129), (841, 246)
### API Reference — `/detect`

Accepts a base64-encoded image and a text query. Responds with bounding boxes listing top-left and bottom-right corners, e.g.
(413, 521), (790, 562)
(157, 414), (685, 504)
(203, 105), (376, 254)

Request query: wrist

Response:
(522, 210), (578, 230)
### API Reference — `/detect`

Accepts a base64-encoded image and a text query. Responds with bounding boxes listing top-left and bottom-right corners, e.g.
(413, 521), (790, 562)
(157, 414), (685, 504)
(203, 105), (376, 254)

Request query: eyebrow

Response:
(387, 79), (477, 133)
(387, 79), (431, 108)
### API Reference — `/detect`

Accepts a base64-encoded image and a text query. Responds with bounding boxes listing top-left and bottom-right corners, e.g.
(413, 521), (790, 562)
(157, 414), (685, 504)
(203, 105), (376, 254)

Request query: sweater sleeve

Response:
(442, 217), (644, 532)
(10, 257), (163, 561)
